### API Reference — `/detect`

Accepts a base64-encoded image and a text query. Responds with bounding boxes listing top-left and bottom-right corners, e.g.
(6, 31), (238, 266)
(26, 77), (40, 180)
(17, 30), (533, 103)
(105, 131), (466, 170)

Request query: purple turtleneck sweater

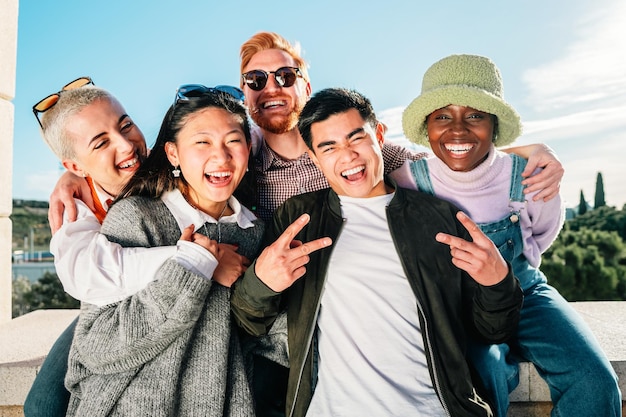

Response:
(392, 145), (564, 267)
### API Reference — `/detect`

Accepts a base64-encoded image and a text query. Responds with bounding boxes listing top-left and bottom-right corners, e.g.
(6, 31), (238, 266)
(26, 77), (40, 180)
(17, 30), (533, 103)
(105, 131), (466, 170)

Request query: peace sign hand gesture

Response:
(255, 214), (332, 292)
(435, 211), (509, 286)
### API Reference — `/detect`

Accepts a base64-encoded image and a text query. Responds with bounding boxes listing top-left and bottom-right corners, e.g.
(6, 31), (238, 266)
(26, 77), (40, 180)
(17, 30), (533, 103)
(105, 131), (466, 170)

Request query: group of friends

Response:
(23, 31), (620, 417)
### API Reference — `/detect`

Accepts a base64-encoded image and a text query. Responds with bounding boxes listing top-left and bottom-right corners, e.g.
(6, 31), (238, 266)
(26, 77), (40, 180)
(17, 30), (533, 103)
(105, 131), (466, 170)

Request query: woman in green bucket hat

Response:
(400, 54), (621, 417)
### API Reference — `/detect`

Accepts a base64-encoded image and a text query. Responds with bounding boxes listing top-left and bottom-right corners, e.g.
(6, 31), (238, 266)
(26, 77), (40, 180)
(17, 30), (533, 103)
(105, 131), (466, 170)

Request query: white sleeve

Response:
(172, 240), (219, 280)
(51, 199), (176, 306)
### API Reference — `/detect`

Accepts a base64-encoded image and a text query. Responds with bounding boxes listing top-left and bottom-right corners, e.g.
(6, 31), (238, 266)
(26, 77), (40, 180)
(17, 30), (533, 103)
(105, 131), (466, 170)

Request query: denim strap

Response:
(508, 154), (527, 203)
(410, 159), (435, 196)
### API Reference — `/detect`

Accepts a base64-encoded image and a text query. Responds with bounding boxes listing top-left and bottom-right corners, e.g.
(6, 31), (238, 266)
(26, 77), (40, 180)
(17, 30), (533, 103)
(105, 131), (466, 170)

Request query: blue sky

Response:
(11, 0), (626, 208)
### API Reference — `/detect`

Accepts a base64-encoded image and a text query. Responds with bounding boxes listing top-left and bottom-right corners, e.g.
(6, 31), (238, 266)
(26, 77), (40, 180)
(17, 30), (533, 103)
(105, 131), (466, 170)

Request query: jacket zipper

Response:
(411, 283), (451, 417)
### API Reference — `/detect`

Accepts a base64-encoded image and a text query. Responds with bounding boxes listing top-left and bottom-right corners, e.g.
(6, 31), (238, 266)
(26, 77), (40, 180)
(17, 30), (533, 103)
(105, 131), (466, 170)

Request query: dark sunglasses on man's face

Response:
(32, 76), (94, 129)
(241, 66), (303, 91)
(175, 84), (245, 105)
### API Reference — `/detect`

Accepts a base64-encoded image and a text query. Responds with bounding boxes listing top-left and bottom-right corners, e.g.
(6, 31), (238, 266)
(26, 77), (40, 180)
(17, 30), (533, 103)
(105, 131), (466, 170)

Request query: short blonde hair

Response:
(239, 31), (309, 87)
(40, 86), (116, 160)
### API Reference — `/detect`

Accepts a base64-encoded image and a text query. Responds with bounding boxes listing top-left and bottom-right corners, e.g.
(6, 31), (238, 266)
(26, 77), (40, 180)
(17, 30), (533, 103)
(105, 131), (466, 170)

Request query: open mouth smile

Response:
(444, 143), (474, 155)
(117, 157), (139, 170)
(262, 100), (287, 109)
(205, 171), (233, 184)
(341, 165), (365, 180)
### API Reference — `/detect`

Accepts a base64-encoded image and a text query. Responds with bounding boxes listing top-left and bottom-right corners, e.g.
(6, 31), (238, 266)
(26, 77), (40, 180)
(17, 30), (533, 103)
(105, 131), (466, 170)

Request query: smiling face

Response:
(426, 104), (495, 172)
(308, 108), (388, 198)
(165, 107), (250, 218)
(242, 48), (311, 135)
(63, 97), (146, 196)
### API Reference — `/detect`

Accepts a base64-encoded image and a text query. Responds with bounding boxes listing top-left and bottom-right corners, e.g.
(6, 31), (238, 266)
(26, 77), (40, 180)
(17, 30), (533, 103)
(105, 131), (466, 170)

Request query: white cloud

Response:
(377, 107), (428, 152)
(523, 0), (626, 113)
(522, 105), (626, 140)
(520, 0), (626, 208)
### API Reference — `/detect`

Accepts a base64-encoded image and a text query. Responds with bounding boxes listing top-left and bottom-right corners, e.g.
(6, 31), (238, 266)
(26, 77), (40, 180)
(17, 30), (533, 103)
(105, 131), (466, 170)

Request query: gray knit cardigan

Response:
(65, 195), (269, 417)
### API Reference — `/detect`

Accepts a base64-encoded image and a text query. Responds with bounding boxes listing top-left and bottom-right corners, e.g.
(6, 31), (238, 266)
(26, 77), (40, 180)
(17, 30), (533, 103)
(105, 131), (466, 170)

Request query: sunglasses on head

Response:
(32, 76), (94, 129)
(175, 84), (245, 106)
(241, 66), (303, 91)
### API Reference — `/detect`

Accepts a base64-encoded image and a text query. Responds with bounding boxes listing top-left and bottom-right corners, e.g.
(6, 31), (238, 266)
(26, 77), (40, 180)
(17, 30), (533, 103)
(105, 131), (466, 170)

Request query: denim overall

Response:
(410, 156), (620, 417)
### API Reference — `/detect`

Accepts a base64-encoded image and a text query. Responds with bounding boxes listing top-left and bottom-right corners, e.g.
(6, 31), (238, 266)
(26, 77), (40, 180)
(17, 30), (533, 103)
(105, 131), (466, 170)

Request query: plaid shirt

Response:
(252, 138), (427, 221)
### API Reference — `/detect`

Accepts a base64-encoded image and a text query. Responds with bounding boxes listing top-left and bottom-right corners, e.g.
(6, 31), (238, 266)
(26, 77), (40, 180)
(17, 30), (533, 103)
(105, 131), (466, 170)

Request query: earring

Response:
(172, 166), (181, 178)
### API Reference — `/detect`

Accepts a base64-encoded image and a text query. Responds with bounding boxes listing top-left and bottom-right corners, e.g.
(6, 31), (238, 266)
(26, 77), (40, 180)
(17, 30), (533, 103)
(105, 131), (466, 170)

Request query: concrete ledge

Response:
(508, 301), (626, 416)
(0, 309), (78, 408)
(0, 303), (624, 416)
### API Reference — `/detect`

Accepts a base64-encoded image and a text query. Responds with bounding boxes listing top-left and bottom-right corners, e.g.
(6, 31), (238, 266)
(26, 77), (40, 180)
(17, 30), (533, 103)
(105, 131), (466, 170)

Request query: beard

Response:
(250, 95), (307, 135)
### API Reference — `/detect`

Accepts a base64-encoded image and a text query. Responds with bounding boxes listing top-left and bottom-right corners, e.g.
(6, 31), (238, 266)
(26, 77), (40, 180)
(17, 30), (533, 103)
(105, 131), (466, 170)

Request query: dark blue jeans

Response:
(23, 318), (75, 417)
(469, 283), (621, 417)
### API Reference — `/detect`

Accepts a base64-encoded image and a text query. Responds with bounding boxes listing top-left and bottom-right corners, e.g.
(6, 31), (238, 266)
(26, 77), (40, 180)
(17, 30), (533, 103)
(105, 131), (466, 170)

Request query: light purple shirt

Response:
(393, 145), (564, 267)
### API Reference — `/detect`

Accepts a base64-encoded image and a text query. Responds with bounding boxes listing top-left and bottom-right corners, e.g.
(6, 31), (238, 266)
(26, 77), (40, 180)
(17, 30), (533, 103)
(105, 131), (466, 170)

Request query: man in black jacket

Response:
(233, 88), (523, 417)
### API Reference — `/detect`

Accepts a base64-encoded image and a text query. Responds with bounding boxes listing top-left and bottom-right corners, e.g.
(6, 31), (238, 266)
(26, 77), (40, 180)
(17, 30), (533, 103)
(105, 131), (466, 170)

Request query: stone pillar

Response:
(0, 0), (19, 324)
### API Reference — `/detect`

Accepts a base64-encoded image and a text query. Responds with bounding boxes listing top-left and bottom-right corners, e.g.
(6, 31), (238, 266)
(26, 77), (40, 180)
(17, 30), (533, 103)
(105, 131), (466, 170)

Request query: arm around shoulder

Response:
(73, 197), (214, 373)
(74, 258), (213, 374)
(52, 199), (177, 305)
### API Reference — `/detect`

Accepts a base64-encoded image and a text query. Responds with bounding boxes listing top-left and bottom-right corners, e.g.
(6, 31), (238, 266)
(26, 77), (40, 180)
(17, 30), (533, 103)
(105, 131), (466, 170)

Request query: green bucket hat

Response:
(402, 54), (522, 148)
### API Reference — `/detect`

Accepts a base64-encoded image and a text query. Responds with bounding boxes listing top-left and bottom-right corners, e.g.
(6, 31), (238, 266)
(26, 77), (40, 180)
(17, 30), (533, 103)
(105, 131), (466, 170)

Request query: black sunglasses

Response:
(175, 84), (245, 105)
(241, 66), (303, 91)
(32, 76), (94, 129)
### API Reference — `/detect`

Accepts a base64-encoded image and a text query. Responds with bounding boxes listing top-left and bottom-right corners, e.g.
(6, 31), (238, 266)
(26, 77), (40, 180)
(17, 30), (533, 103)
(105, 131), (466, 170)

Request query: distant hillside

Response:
(10, 200), (51, 252)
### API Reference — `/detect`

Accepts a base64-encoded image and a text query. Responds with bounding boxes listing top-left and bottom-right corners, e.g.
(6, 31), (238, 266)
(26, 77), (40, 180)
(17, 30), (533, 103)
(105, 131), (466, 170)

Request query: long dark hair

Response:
(117, 91), (252, 201)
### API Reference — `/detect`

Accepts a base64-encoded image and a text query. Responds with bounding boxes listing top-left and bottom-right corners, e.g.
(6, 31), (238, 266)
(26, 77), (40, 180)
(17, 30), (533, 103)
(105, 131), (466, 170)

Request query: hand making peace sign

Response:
(254, 214), (333, 292)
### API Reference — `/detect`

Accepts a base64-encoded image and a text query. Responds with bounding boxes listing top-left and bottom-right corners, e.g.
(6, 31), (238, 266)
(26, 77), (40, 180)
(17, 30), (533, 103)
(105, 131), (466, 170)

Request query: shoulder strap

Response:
(409, 159), (436, 196)
(508, 154), (528, 203)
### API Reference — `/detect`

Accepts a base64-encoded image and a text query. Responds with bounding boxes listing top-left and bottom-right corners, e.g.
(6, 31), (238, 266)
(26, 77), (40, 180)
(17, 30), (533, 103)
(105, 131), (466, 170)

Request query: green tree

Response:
(567, 205), (626, 242)
(594, 172), (606, 209)
(541, 228), (626, 300)
(10, 200), (51, 252)
(578, 190), (588, 215)
(16, 272), (80, 316)
(12, 276), (33, 318)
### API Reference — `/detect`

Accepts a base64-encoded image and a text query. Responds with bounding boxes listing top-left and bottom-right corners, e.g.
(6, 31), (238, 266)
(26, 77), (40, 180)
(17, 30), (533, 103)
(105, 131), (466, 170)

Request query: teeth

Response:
(206, 171), (231, 177)
(341, 166), (364, 177)
(445, 144), (473, 153)
(263, 100), (284, 108)
(118, 158), (138, 169)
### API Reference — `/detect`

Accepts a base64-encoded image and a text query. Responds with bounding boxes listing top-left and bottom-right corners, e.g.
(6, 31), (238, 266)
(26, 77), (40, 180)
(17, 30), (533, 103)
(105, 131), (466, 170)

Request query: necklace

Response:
(203, 202), (229, 243)
(181, 190), (229, 243)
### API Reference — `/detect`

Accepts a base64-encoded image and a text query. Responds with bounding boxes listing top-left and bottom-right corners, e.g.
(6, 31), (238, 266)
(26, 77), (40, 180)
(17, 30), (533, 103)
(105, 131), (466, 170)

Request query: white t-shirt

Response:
(305, 193), (446, 417)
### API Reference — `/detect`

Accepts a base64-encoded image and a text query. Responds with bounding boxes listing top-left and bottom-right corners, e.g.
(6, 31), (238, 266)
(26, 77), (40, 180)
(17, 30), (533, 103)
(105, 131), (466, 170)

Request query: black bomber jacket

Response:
(232, 178), (523, 417)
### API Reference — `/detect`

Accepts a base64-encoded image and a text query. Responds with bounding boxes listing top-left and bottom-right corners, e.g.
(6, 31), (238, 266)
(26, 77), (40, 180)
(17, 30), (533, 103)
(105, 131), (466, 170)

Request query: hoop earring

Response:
(172, 166), (181, 178)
